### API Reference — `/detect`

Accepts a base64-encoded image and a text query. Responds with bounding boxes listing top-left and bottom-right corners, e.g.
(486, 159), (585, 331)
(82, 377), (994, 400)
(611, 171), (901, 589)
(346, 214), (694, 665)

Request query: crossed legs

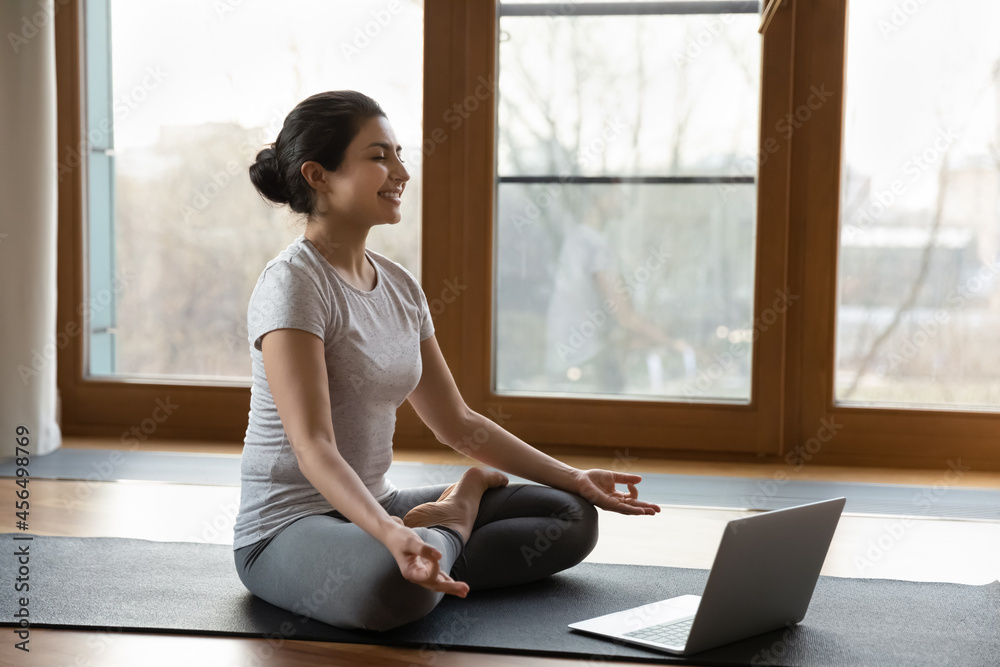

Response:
(233, 477), (599, 632)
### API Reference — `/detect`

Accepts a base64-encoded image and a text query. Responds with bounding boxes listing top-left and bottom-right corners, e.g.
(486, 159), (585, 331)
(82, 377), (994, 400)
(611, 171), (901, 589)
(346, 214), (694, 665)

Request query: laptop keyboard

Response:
(623, 617), (694, 646)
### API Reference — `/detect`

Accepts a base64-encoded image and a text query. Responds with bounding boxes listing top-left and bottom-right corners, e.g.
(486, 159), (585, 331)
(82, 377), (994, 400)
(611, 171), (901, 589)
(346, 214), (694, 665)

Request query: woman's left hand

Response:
(574, 469), (661, 515)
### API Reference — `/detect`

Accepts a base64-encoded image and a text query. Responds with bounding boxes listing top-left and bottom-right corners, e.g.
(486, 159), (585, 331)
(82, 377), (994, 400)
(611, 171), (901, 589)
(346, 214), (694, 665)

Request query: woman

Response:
(233, 90), (660, 633)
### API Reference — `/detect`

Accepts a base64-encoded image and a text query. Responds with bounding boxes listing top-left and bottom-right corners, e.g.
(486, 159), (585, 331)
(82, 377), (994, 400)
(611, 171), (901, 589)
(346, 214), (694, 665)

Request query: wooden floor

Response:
(2, 438), (999, 666)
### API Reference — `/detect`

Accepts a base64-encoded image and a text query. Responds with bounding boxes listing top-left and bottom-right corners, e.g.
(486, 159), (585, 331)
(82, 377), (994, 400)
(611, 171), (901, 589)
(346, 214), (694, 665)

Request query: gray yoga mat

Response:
(1, 533), (997, 666)
(2, 448), (999, 520)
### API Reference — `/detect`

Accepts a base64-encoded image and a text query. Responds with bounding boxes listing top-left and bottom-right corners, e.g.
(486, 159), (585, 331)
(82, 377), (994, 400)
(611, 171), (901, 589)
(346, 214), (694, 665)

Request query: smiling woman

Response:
(233, 89), (656, 633)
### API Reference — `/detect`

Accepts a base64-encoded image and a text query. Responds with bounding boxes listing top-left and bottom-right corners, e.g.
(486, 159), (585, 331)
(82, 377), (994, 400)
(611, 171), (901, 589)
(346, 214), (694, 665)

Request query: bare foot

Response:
(402, 467), (509, 543)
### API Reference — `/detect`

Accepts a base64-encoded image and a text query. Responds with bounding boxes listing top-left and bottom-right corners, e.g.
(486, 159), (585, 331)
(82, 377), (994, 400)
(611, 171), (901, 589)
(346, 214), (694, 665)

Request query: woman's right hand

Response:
(382, 516), (469, 598)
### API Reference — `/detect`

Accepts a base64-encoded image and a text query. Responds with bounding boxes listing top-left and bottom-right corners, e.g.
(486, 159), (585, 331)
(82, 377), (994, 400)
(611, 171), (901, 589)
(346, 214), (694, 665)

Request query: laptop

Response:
(568, 497), (846, 656)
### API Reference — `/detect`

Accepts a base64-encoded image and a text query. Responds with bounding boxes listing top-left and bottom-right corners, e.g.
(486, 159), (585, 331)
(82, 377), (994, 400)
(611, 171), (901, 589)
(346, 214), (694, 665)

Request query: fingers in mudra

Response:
(409, 555), (468, 596)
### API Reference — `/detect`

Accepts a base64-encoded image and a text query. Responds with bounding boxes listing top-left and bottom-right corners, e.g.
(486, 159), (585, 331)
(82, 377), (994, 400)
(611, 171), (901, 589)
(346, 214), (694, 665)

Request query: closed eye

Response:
(374, 154), (405, 163)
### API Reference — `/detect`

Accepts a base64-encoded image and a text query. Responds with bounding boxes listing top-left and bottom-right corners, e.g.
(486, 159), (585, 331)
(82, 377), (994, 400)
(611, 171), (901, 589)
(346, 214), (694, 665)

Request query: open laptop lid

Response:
(683, 496), (847, 654)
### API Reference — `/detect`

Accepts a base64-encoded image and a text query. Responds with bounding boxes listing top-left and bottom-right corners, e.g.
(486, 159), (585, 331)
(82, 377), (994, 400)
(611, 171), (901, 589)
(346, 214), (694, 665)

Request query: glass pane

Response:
(836, 0), (1000, 409)
(494, 2), (762, 402)
(88, 0), (423, 381)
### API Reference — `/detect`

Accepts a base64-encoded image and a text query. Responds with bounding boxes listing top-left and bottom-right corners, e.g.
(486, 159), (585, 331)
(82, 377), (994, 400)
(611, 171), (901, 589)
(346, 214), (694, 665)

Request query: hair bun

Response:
(249, 146), (289, 205)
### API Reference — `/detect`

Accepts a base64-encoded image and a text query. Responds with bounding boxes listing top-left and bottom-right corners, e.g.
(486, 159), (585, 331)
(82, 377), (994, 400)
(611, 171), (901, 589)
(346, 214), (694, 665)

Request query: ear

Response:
(300, 160), (330, 192)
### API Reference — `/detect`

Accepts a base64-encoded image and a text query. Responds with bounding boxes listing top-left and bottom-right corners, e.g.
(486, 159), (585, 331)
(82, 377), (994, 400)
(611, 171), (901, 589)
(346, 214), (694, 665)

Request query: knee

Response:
(358, 592), (442, 632)
(354, 569), (444, 632)
(554, 488), (598, 524)
(547, 489), (600, 558)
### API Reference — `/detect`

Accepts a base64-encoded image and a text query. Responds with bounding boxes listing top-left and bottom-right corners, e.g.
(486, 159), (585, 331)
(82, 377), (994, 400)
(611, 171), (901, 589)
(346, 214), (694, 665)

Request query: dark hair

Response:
(249, 90), (387, 216)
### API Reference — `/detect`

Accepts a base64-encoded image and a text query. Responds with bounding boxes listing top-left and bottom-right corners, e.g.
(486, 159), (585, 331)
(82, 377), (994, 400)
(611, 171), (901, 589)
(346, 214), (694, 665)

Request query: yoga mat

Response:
(1, 533), (997, 666)
(2, 448), (999, 520)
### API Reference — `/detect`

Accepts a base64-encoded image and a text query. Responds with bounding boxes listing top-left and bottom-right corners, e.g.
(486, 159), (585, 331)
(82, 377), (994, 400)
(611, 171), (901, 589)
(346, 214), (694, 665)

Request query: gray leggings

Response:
(233, 482), (599, 632)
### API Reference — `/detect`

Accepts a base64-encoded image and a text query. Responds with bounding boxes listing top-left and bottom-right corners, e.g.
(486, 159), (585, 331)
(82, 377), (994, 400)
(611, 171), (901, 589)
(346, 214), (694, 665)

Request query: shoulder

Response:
(246, 240), (336, 351)
(249, 242), (332, 314)
(257, 238), (327, 293)
(368, 248), (423, 294)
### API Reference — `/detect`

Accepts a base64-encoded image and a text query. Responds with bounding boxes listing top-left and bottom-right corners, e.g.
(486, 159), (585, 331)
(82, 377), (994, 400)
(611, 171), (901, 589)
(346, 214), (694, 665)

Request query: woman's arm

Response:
(451, 411), (582, 492)
(408, 335), (659, 516)
(262, 329), (401, 542)
(262, 328), (469, 595)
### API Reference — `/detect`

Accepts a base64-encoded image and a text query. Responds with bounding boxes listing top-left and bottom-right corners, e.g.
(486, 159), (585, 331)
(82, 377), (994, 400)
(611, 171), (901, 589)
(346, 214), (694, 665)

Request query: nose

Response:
(394, 158), (410, 182)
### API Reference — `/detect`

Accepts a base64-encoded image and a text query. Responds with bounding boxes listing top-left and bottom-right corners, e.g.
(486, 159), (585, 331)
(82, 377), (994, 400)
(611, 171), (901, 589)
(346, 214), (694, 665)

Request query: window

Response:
(493, 1), (762, 402)
(57, 0), (1000, 467)
(836, 0), (1000, 410)
(83, 0), (424, 381)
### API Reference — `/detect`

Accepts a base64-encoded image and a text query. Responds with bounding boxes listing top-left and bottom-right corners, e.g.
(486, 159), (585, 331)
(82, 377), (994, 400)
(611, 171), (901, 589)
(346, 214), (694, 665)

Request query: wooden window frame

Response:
(437, 0), (795, 462)
(792, 0), (1000, 470)
(53, 0), (433, 444)
(54, 0), (1000, 470)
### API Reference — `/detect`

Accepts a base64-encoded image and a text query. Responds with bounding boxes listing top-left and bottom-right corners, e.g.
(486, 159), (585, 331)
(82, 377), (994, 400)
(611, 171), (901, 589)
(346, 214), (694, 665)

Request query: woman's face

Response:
(313, 115), (410, 227)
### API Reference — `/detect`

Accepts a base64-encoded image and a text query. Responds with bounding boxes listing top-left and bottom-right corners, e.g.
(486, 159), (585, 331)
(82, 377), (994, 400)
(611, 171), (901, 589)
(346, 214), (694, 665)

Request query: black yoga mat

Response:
(1, 534), (997, 666)
(2, 448), (999, 520)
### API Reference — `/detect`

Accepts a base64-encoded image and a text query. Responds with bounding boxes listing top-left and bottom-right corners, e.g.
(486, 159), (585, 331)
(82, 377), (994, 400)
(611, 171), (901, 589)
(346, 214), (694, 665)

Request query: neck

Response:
(304, 217), (371, 281)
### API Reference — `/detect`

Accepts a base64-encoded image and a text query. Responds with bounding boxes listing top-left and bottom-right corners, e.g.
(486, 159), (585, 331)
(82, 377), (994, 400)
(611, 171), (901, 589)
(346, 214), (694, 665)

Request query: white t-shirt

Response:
(233, 234), (434, 550)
